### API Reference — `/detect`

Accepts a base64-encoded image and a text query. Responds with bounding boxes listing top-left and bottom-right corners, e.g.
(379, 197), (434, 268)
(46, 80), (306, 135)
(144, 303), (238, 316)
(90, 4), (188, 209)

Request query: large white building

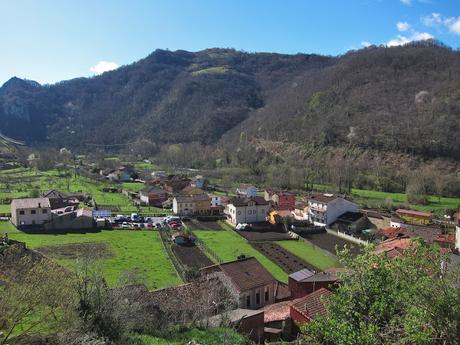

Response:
(225, 196), (269, 225)
(10, 198), (52, 228)
(306, 194), (359, 227)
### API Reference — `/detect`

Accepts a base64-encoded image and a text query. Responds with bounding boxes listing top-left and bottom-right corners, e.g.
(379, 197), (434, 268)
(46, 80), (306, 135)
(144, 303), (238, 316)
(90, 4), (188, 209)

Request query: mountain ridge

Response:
(1, 41), (459, 160)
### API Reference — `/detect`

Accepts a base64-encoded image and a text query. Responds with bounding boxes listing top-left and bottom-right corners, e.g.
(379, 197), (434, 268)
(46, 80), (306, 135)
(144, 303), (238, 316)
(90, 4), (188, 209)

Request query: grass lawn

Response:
(276, 240), (340, 270)
(130, 327), (248, 345)
(122, 182), (145, 192)
(193, 229), (287, 282)
(313, 184), (460, 212)
(5, 225), (181, 290)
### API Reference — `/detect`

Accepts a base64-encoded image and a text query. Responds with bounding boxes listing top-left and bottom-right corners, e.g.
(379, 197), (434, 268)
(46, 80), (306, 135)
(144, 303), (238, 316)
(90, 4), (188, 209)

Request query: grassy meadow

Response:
(193, 228), (288, 282)
(276, 240), (339, 270)
(4, 223), (181, 290)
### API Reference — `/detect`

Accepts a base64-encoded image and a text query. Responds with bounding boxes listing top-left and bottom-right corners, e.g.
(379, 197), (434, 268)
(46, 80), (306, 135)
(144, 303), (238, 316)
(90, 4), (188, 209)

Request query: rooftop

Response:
(206, 257), (276, 292)
(228, 196), (269, 207)
(291, 288), (333, 320)
(11, 197), (51, 209)
(289, 268), (316, 282)
(307, 193), (338, 204)
(396, 209), (432, 218)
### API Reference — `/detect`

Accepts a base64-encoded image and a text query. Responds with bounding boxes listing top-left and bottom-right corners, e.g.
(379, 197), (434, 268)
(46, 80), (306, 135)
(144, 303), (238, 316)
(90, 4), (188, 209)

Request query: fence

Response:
(326, 228), (369, 246)
(157, 228), (188, 282)
(194, 237), (223, 264)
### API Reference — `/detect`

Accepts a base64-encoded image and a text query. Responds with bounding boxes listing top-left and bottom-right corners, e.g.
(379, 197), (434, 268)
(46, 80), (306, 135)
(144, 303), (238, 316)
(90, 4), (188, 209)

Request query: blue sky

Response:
(1, 0), (459, 85)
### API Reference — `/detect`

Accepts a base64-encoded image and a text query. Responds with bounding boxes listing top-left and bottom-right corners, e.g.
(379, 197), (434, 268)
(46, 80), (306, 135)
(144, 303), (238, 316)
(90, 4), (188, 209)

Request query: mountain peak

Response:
(1, 77), (41, 92)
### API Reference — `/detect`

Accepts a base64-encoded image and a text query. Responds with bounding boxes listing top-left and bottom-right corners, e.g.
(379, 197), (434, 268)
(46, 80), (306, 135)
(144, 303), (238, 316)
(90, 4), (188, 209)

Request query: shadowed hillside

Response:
(1, 41), (460, 159)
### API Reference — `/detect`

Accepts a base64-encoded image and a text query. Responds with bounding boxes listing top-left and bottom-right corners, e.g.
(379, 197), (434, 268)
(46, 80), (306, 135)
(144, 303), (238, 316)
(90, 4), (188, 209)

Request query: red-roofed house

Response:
(290, 288), (332, 325)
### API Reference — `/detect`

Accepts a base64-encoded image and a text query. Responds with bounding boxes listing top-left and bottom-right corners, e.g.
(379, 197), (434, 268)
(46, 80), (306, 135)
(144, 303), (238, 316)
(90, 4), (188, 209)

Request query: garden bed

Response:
(251, 242), (317, 273)
(299, 232), (362, 257)
(172, 244), (213, 270)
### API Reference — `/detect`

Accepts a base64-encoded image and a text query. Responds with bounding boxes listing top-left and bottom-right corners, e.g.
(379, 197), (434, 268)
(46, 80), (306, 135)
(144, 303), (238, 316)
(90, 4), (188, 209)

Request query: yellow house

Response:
(395, 209), (432, 225)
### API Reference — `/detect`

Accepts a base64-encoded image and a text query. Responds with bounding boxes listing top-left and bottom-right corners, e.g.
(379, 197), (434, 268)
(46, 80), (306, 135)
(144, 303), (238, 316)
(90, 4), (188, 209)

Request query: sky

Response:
(1, 0), (459, 85)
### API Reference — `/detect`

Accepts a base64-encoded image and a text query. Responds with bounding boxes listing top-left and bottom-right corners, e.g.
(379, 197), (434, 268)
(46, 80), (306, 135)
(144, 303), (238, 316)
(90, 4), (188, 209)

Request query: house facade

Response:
(395, 209), (432, 225)
(173, 196), (195, 215)
(225, 197), (269, 225)
(264, 190), (296, 210)
(307, 194), (359, 227)
(140, 187), (168, 206)
(202, 257), (278, 310)
(236, 184), (257, 198)
(172, 194), (212, 215)
(11, 198), (52, 228)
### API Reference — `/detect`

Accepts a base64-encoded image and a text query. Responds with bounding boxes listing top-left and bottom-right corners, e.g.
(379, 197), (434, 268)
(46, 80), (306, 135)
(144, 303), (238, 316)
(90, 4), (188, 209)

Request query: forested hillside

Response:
(1, 41), (460, 160)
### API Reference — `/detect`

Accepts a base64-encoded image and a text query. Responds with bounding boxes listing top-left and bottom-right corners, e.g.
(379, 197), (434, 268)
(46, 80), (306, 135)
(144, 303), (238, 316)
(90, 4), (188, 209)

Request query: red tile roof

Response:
(291, 288), (332, 321)
(374, 238), (412, 257)
(432, 233), (455, 244)
(382, 226), (408, 239)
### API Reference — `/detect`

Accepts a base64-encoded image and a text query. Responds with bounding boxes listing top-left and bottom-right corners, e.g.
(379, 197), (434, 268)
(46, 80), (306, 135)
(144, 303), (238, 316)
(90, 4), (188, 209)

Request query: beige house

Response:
(172, 194), (212, 215)
(202, 257), (278, 309)
(225, 196), (269, 225)
(11, 198), (52, 228)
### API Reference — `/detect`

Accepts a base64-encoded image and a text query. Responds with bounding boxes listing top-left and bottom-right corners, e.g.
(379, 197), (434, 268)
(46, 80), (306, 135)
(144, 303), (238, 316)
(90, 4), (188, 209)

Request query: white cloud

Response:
(421, 13), (460, 36)
(445, 17), (460, 35)
(397, 21), (411, 32)
(400, 0), (412, 6)
(421, 12), (442, 27)
(361, 41), (372, 47)
(90, 61), (119, 75)
(387, 30), (433, 47)
(387, 35), (412, 47)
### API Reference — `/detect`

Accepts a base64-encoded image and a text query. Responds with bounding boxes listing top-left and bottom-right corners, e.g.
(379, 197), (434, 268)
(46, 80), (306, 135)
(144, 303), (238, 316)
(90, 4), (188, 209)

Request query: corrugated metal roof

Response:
(288, 268), (316, 282)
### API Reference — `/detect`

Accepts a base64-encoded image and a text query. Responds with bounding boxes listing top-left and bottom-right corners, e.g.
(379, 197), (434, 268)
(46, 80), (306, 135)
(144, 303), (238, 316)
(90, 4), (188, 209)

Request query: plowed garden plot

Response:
(300, 232), (362, 257)
(251, 242), (318, 273)
(187, 220), (223, 231)
(172, 244), (213, 270)
(237, 230), (293, 241)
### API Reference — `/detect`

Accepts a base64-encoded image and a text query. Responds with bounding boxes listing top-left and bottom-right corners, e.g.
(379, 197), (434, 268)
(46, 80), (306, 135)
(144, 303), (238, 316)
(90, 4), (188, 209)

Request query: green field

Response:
(313, 184), (460, 212)
(193, 228), (288, 282)
(130, 327), (248, 345)
(0, 167), (171, 215)
(4, 224), (181, 290)
(276, 240), (339, 270)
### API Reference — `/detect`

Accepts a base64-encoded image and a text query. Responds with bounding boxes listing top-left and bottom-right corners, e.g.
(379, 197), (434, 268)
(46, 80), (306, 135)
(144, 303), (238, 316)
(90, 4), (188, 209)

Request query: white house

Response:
(210, 195), (222, 207)
(225, 196), (269, 225)
(10, 198), (52, 228)
(306, 194), (359, 227)
(236, 184), (257, 198)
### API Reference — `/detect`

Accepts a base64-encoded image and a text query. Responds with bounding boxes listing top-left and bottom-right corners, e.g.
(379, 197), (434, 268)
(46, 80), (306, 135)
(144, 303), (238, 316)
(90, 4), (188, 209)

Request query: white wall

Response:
(325, 198), (359, 226)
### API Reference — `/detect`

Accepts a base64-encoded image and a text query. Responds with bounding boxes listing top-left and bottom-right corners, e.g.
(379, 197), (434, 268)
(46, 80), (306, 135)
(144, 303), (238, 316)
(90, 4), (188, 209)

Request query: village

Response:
(2, 160), (460, 343)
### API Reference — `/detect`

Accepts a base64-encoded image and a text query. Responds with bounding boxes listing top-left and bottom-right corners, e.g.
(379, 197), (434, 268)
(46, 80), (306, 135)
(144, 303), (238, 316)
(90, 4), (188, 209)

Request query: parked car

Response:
(121, 222), (130, 228)
(131, 213), (140, 222)
(155, 222), (162, 228)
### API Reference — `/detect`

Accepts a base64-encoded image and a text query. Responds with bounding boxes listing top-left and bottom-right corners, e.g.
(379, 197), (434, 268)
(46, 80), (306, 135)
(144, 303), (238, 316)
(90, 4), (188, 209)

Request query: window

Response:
(265, 288), (269, 302)
(246, 295), (251, 308)
(32, 220), (36, 225)
(238, 211), (241, 215)
(42, 209), (47, 214)
(256, 292), (260, 305)
(248, 210), (252, 215)
(19, 210), (25, 215)
(31, 210), (36, 215)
